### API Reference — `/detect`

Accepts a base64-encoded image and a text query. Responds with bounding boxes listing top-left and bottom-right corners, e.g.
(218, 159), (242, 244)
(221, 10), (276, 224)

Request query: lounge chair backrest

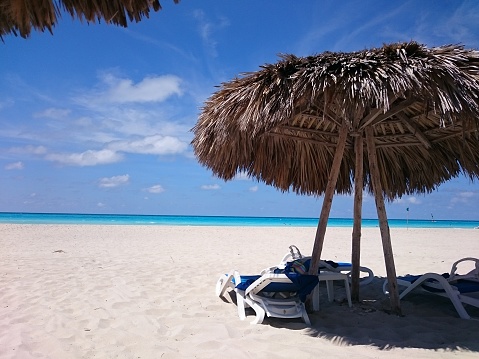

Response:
(449, 258), (479, 282)
(278, 245), (303, 266)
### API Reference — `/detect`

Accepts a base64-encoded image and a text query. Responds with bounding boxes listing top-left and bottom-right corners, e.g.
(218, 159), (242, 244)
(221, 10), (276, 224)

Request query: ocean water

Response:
(0, 212), (478, 228)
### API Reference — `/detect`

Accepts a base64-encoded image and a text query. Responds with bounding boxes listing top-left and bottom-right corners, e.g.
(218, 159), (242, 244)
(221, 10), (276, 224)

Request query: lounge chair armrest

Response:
(260, 266), (279, 275)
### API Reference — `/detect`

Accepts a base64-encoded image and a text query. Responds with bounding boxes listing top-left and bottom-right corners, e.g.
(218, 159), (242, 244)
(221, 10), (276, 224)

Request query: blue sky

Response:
(1, 0), (479, 220)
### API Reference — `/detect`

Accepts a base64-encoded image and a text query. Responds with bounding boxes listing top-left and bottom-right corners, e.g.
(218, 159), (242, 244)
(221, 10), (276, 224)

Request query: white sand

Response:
(0, 224), (478, 358)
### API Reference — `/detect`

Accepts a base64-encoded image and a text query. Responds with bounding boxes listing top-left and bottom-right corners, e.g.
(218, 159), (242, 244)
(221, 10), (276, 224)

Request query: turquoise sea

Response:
(0, 212), (478, 228)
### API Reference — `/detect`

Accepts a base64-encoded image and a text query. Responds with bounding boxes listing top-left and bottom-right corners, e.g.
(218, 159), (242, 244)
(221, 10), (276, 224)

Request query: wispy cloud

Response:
(0, 98), (14, 110)
(122, 28), (198, 62)
(8, 145), (47, 155)
(39, 133), (188, 167)
(234, 171), (251, 181)
(296, 0), (479, 55)
(46, 149), (123, 166)
(145, 184), (165, 194)
(2, 71), (193, 168)
(107, 134), (188, 155)
(249, 186), (258, 192)
(5, 161), (24, 170)
(451, 191), (476, 204)
(193, 10), (230, 57)
(34, 108), (71, 120)
(201, 184), (220, 190)
(332, 3), (409, 51)
(407, 197), (421, 204)
(434, 2), (479, 47)
(81, 73), (183, 105)
(98, 174), (130, 188)
(394, 196), (422, 205)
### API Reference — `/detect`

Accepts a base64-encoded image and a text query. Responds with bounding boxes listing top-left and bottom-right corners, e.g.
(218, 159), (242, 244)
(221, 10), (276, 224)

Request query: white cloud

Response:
(107, 134), (188, 155)
(93, 73), (183, 104)
(394, 196), (421, 205)
(194, 10), (215, 49)
(34, 108), (71, 119)
(146, 184), (165, 194)
(9, 145), (47, 155)
(451, 191), (476, 204)
(97, 202), (106, 207)
(5, 161), (24, 170)
(201, 184), (220, 190)
(98, 174), (130, 188)
(193, 10), (230, 57)
(46, 149), (123, 166)
(436, 3), (479, 47)
(0, 98), (15, 110)
(458, 191), (475, 198)
(234, 171), (251, 181)
(407, 197), (421, 204)
(249, 186), (259, 192)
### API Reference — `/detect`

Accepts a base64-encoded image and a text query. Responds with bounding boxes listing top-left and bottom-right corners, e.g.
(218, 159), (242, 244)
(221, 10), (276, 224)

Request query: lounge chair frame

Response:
(279, 245), (374, 286)
(216, 271), (311, 325)
(383, 257), (479, 319)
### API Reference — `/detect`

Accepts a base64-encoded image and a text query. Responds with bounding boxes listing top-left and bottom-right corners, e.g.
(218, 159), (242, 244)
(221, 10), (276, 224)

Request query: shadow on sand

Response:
(267, 277), (479, 352)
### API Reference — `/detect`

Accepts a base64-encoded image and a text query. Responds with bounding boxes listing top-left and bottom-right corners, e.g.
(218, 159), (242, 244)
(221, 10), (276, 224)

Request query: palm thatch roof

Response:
(193, 41), (479, 315)
(0, 0), (179, 38)
(193, 42), (479, 200)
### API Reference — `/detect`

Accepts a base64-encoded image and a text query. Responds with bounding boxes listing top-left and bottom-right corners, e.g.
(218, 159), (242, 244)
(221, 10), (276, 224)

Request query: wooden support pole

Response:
(365, 126), (402, 315)
(351, 132), (364, 302)
(309, 123), (349, 276)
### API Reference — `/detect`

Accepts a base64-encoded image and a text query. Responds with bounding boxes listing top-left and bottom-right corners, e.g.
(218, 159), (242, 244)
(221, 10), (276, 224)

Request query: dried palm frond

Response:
(192, 42), (479, 200)
(0, 0), (179, 38)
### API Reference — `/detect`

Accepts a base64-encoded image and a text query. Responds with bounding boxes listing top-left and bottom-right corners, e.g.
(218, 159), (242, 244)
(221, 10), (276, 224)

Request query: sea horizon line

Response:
(0, 212), (478, 229)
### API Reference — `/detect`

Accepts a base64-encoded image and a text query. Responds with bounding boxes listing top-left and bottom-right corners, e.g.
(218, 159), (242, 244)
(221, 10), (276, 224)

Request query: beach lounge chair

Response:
(383, 257), (479, 319)
(216, 269), (318, 325)
(277, 245), (375, 286)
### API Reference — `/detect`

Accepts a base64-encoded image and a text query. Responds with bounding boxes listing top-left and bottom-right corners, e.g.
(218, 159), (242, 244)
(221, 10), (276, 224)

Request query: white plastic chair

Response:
(216, 270), (313, 325)
(383, 257), (479, 319)
(279, 245), (374, 286)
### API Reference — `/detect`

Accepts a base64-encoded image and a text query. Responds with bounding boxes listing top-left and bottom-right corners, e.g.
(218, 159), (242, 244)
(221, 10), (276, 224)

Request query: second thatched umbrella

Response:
(192, 42), (479, 314)
(0, 0), (179, 39)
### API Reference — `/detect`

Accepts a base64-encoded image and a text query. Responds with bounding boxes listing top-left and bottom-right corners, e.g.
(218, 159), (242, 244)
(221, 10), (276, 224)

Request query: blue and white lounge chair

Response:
(278, 245), (375, 286)
(216, 269), (319, 325)
(383, 257), (479, 319)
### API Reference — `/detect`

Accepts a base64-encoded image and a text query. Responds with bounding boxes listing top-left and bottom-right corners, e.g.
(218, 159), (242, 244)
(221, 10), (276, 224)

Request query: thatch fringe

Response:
(192, 42), (479, 199)
(0, 0), (179, 38)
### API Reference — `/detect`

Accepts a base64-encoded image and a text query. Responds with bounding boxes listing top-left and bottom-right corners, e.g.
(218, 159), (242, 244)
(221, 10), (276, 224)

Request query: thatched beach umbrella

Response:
(0, 0), (179, 38)
(192, 42), (479, 315)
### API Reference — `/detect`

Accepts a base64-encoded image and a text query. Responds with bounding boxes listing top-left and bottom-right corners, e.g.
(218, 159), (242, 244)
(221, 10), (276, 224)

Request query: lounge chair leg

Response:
(312, 284), (320, 311)
(326, 280), (334, 302)
(233, 287), (249, 321)
(237, 296), (247, 320)
(443, 287), (471, 319)
(343, 278), (352, 307)
(215, 273), (234, 297)
(301, 305), (311, 326)
(249, 302), (266, 324)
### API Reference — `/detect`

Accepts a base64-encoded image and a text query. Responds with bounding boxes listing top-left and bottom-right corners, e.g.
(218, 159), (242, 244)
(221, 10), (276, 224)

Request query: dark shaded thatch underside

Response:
(0, 0), (179, 38)
(192, 42), (479, 200)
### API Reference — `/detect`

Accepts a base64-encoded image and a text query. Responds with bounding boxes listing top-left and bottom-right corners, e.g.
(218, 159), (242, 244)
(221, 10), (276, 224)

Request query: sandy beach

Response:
(0, 224), (478, 358)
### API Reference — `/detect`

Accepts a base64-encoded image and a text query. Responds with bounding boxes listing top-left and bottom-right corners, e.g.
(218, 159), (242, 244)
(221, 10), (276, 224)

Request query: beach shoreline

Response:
(1, 212), (479, 228)
(1, 224), (478, 358)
